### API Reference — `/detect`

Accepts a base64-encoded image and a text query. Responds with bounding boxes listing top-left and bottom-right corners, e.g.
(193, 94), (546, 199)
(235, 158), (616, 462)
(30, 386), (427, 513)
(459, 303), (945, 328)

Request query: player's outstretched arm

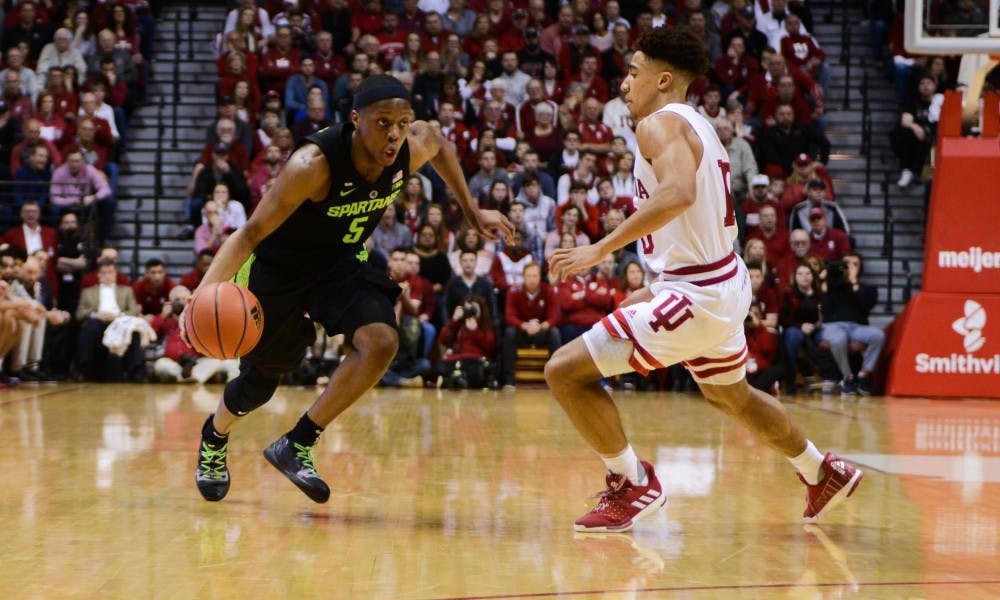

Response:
(407, 121), (514, 242)
(548, 113), (701, 282)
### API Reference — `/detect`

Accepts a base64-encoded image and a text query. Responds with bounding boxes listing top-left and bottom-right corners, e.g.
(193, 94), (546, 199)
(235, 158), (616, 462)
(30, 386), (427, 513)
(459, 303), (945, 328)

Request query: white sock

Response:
(601, 445), (646, 485)
(788, 440), (825, 485)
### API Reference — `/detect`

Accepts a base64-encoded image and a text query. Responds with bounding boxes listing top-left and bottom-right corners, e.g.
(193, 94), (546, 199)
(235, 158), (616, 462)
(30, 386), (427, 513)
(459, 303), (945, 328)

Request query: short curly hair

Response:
(636, 26), (709, 79)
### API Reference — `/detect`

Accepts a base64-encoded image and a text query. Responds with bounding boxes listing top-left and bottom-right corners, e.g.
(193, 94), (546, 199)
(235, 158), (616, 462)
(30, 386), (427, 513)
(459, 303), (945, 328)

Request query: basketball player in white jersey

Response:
(546, 27), (862, 533)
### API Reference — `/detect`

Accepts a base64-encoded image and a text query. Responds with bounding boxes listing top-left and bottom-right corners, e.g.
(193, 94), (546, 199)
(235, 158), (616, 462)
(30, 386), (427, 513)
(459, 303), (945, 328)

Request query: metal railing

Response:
(859, 69), (873, 204)
(880, 167), (891, 257)
(901, 259), (914, 304)
(840, 0), (851, 110)
(884, 214), (896, 313)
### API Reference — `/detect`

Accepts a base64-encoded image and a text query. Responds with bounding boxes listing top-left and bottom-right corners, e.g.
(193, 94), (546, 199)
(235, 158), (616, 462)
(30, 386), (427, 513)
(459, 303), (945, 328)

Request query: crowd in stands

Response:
(0, 0), (158, 385)
(0, 1), (154, 240)
(0, 0), (887, 394)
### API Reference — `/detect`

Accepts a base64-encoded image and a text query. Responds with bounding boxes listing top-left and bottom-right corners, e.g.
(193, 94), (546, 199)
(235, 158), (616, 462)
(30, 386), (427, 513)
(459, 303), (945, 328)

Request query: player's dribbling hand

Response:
(473, 209), (515, 242)
(548, 244), (605, 283)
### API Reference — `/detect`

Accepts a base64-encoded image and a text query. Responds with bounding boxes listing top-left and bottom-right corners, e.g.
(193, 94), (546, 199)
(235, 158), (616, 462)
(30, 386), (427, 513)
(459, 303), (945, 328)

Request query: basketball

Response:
(184, 282), (264, 360)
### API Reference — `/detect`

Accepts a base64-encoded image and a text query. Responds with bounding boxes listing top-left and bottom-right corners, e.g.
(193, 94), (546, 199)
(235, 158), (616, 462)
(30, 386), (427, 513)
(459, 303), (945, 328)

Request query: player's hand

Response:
(178, 296), (194, 348)
(472, 209), (515, 242)
(549, 244), (605, 283)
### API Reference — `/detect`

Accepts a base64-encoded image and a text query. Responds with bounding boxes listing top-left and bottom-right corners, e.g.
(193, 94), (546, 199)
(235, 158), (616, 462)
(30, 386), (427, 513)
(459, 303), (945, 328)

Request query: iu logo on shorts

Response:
(648, 294), (694, 332)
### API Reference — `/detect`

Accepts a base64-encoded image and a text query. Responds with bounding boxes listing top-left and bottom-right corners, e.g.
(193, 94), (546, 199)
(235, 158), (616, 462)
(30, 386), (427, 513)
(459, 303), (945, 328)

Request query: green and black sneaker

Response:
(263, 436), (330, 503)
(195, 421), (231, 501)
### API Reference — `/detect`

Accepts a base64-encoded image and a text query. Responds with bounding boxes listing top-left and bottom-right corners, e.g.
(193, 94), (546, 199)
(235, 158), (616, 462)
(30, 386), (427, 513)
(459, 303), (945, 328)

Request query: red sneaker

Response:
(798, 452), (863, 522)
(574, 460), (666, 532)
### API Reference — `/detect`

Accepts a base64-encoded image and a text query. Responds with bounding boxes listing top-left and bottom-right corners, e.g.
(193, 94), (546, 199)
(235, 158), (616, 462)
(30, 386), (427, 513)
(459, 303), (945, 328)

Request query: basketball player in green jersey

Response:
(184, 75), (514, 503)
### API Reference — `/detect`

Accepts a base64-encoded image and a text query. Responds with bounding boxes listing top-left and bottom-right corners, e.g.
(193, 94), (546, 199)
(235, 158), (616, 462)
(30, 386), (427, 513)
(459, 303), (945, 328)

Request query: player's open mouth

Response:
(384, 148), (397, 160)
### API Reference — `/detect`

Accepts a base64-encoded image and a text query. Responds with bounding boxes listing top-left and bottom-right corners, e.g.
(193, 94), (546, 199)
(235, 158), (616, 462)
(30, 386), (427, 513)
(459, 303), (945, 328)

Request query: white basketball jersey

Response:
(632, 103), (738, 278)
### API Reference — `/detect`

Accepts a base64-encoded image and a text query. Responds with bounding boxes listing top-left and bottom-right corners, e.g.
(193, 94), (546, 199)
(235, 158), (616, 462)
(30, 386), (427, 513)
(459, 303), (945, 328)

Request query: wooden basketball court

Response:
(2, 383), (998, 599)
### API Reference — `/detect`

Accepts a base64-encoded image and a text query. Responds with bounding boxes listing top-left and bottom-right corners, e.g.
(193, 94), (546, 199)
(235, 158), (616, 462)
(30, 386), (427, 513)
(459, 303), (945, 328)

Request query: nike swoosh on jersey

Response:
(339, 188), (357, 197)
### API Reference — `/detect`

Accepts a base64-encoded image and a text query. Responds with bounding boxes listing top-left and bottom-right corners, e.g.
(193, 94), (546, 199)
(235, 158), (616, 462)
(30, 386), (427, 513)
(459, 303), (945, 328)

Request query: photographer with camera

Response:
(818, 253), (883, 396)
(437, 296), (496, 389)
(441, 249), (498, 329)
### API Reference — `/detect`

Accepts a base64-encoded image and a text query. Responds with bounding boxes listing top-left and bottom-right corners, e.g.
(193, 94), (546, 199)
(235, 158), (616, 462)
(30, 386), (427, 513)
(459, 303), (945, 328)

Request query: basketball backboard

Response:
(904, 0), (1000, 54)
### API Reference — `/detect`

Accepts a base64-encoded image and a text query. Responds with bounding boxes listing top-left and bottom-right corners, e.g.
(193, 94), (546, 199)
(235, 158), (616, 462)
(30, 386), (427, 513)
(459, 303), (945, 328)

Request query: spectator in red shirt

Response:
(132, 258), (175, 319)
(350, 0), (384, 39)
(577, 97), (614, 155)
(96, 57), (128, 110)
(150, 285), (201, 381)
(566, 54), (609, 103)
(438, 295), (496, 389)
(420, 11), (447, 54)
(745, 301), (783, 393)
(180, 249), (214, 291)
(500, 8), (531, 53)
(500, 262), (560, 389)
(311, 30), (345, 91)
(490, 229), (535, 294)
(61, 116), (109, 170)
(742, 174), (785, 233)
(35, 93), (68, 148)
(780, 13), (830, 99)
(806, 208), (851, 262)
(248, 144), (283, 210)
(258, 25), (302, 96)
(399, 0), (426, 35)
(375, 12), (407, 70)
(555, 268), (615, 344)
(3, 70), (35, 123)
(522, 100), (563, 163)
(11, 118), (61, 176)
(746, 204), (790, 266)
(540, 5), (574, 58)
(558, 24), (602, 76)
(715, 35), (759, 99)
(46, 67), (77, 119)
(757, 74), (813, 127)
(437, 100), (470, 156)
(780, 153), (834, 211)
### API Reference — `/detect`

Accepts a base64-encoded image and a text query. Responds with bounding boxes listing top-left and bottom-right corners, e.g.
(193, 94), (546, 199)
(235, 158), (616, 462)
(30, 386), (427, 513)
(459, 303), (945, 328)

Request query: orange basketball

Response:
(184, 282), (264, 360)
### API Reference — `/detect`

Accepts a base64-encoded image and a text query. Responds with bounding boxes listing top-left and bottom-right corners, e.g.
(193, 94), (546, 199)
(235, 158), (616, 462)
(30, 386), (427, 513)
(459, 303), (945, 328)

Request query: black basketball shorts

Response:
(233, 253), (402, 374)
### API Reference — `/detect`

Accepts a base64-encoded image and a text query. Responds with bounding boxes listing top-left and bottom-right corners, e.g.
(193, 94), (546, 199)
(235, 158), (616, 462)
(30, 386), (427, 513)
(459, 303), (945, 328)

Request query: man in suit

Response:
(2, 199), (59, 294)
(73, 257), (142, 381)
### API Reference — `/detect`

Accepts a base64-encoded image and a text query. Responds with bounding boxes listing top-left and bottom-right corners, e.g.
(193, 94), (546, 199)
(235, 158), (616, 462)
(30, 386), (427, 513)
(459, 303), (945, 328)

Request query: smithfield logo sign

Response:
(915, 300), (999, 374)
(952, 300), (986, 353)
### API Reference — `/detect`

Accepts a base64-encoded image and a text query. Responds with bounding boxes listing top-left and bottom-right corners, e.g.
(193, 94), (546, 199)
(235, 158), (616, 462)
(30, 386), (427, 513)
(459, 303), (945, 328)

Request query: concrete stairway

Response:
(114, 1), (226, 279)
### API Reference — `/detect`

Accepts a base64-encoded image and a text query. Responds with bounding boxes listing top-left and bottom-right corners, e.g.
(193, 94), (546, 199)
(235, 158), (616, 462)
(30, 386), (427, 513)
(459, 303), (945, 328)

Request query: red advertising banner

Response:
(886, 293), (1000, 397)
(922, 137), (1000, 295)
